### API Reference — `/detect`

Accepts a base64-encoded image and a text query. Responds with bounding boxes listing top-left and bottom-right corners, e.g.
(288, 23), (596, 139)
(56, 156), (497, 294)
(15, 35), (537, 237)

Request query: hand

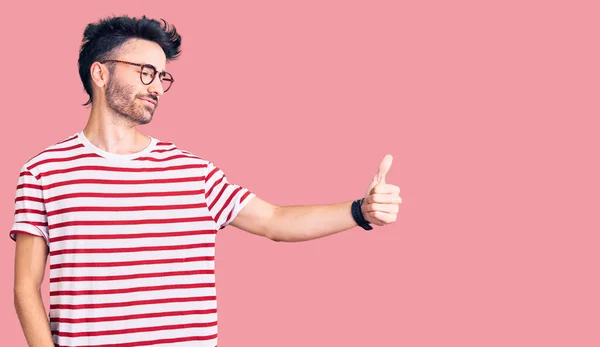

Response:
(361, 154), (402, 227)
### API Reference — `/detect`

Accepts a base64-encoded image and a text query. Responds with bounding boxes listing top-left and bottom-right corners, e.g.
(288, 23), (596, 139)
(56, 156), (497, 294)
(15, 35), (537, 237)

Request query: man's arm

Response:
(230, 198), (357, 242)
(230, 155), (401, 242)
(14, 233), (55, 347)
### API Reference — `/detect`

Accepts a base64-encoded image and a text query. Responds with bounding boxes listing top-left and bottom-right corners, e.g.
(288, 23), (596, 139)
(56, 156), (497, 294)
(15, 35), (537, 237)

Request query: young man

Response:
(11, 15), (402, 347)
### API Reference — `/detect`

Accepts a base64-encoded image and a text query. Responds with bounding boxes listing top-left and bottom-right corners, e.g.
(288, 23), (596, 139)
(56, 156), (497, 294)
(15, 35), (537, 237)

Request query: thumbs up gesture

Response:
(362, 154), (402, 227)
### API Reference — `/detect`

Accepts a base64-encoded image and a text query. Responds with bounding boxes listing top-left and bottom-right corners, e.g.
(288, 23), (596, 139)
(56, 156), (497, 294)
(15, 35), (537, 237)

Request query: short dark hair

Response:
(78, 15), (182, 106)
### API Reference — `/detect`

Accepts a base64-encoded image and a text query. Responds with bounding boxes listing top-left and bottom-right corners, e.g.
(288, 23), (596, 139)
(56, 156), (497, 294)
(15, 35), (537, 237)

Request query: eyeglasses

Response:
(100, 59), (174, 92)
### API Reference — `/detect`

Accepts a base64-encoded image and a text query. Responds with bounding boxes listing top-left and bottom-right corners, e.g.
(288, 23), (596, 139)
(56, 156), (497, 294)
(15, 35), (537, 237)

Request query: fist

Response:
(361, 154), (402, 227)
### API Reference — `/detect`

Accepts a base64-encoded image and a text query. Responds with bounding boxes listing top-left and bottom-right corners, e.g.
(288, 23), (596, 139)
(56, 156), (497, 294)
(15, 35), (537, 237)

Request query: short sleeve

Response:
(9, 165), (49, 245)
(205, 161), (255, 230)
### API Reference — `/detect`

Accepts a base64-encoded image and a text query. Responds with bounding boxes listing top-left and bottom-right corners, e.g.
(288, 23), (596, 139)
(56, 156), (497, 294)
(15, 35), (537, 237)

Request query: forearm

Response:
(14, 288), (55, 347)
(270, 200), (358, 242)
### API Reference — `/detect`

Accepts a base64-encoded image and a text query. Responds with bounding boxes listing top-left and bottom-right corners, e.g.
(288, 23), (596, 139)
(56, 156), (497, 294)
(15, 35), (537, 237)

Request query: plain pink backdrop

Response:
(2, 1), (599, 346)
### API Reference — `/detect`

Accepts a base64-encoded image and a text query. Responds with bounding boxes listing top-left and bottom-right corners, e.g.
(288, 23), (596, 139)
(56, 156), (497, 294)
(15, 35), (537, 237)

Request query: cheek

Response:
(108, 79), (136, 98)
(122, 86), (140, 103)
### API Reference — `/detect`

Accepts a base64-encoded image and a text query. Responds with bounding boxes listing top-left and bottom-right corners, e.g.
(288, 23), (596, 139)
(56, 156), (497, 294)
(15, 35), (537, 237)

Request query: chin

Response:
(138, 113), (153, 125)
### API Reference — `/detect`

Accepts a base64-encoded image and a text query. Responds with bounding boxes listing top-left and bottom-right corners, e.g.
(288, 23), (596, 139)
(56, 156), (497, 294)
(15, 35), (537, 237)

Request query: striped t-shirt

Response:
(10, 131), (255, 347)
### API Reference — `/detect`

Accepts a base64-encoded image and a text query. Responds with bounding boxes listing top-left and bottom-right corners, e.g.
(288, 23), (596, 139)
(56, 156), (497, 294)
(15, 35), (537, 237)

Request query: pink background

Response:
(1, 0), (599, 346)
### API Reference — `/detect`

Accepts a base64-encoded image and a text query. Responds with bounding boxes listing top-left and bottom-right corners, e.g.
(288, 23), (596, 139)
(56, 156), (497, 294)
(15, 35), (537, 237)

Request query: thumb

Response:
(376, 154), (393, 184)
(365, 174), (378, 198)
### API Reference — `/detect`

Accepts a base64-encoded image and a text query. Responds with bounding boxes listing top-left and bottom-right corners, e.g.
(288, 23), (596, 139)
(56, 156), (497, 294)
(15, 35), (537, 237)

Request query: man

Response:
(11, 15), (402, 347)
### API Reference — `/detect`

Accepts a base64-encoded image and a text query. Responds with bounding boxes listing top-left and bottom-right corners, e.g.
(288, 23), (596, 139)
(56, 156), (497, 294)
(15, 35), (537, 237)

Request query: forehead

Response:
(116, 39), (167, 70)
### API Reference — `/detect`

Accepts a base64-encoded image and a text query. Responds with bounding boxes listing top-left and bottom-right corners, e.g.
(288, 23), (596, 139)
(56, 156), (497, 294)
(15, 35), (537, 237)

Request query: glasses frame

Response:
(100, 59), (174, 92)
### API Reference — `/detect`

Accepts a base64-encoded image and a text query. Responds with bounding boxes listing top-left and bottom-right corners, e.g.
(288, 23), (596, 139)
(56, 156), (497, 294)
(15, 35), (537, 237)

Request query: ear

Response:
(90, 62), (108, 88)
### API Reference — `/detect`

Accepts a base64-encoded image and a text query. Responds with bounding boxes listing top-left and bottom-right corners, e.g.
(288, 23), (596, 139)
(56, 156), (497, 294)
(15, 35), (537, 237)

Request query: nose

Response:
(147, 76), (165, 96)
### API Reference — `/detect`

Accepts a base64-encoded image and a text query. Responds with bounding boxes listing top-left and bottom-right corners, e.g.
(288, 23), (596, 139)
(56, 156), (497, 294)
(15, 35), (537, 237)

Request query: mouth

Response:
(139, 97), (157, 106)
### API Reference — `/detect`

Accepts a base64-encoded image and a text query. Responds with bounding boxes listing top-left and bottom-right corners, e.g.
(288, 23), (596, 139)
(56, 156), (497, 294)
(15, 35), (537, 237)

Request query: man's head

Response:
(78, 15), (181, 124)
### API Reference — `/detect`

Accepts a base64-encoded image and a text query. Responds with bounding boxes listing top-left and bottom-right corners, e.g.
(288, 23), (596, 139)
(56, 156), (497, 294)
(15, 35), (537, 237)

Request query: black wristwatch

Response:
(351, 198), (373, 230)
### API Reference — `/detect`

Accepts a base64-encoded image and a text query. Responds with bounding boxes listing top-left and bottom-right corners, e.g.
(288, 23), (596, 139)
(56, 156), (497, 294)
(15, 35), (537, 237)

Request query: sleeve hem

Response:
(10, 222), (49, 246)
(221, 192), (256, 229)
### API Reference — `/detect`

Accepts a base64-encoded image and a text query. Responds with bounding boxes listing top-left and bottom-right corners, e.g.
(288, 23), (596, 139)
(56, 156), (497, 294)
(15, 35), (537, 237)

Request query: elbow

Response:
(265, 228), (302, 243)
(264, 206), (284, 242)
(264, 228), (282, 242)
(13, 290), (24, 312)
(14, 285), (41, 316)
(13, 287), (27, 311)
(13, 287), (32, 317)
(14, 283), (41, 303)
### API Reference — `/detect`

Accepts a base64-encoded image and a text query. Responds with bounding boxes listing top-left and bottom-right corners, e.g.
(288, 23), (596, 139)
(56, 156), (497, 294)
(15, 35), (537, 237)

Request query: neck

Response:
(83, 102), (151, 155)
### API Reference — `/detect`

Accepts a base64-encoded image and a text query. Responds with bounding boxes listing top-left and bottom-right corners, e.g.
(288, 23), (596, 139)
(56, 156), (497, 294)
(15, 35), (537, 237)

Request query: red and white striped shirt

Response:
(10, 131), (254, 347)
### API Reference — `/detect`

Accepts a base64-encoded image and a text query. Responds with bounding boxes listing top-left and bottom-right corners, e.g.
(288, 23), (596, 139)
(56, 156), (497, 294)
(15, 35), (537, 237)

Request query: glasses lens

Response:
(161, 73), (174, 92)
(141, 66), (155, 85)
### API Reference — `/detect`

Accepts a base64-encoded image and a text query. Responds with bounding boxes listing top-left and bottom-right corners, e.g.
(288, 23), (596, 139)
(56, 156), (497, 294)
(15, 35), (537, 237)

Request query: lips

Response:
(139, 97), (156, 106)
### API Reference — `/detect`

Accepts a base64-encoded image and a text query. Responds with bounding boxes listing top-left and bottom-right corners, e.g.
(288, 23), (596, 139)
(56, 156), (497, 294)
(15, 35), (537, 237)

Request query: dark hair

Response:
(78, 15), (182, 106)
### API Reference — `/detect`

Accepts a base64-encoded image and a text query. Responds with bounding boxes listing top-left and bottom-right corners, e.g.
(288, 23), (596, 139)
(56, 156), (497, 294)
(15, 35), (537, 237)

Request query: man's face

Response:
(105, 39), (168, 125)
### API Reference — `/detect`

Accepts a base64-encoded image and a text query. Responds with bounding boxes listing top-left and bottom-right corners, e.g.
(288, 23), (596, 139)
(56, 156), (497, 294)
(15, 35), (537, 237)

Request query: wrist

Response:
(351, 198), (372, 230)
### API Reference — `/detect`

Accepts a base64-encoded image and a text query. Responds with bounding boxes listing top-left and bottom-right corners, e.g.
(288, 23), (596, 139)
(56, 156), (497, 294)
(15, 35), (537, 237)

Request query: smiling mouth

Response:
(139, 98), (156, 106)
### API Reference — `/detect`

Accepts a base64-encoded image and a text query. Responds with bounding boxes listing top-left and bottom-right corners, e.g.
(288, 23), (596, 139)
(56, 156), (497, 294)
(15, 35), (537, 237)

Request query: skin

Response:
(81, 38), (168, 153)
(14, 37), (402, 346)
(14, 231), (53, 347)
